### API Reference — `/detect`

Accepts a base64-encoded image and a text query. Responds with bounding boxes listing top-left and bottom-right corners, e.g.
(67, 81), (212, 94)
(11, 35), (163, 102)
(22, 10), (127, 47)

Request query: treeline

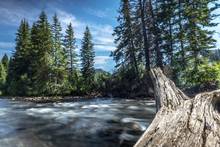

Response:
(0, 11), (111, 96)
(111, 0), (220, 96)
(1, 0), (220, 98)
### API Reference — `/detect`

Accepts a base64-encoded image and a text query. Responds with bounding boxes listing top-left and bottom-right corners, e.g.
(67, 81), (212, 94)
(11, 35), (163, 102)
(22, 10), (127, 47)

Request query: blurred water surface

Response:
(0, 98), (155, 147)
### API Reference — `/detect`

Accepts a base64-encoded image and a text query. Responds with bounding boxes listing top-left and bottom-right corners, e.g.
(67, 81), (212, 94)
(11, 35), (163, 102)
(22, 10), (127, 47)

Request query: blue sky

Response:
(1, 0), (220, 72)
(0, 0), (120, 72)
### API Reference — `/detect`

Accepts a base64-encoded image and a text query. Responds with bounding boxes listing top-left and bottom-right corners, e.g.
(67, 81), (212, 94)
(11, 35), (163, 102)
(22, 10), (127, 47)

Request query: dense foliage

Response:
(1, 11), (110, 96)
(1, 0), (220, 97)
(112, 0), (220, 95)
(80, 27), (95, 93)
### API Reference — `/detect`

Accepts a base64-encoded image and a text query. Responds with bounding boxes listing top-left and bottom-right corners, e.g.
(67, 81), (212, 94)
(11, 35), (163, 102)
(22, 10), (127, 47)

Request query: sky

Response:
(1, 0), (220, 72)
(0, 0), (120, 72)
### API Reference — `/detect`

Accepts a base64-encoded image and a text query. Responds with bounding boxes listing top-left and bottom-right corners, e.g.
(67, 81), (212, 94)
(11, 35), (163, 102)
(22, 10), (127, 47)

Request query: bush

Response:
(183, 61), (220, 88)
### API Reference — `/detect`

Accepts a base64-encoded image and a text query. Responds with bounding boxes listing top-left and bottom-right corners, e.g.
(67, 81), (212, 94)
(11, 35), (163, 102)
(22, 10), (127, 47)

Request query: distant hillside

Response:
(95, 69), (111, 75)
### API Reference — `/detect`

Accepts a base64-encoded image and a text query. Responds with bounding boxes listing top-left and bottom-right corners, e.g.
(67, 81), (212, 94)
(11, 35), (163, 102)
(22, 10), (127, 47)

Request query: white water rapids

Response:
(0, 98), (155, 147)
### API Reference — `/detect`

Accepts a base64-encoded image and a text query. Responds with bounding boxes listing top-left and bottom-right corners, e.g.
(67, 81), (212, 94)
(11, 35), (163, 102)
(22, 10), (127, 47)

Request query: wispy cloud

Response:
(0, 42), (15, 49)
(95, 44), (115, 51)
(0, 7), (21, 25)
(56, 10), (84, 39)
(90, 24), (115, 51)
(95, 56), (112, 65)
(56, 10), (80, 28)
(94, 56), (115, 72)
(92, 24), (114, 44)
(56, 10), (115, 52)
(0, 42), (14, 57)
(85, 8), (108, 18)
(0, 6), (39, 26)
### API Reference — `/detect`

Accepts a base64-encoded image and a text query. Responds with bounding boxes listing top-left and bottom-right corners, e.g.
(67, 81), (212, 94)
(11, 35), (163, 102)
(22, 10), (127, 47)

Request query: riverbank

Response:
(0, 95), (102, 103)
(0, 95), (154, 103)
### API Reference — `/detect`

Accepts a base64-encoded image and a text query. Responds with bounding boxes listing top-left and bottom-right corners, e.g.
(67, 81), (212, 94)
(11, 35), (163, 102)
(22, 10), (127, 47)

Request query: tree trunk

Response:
(148, 0), (163, 68)
(135, 68), (220, 147)
(139, 0), (150, 71)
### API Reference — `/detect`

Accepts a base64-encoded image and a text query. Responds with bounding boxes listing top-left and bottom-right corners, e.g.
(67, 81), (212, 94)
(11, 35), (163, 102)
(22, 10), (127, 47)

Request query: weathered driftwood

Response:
(135, 68), (220, 147)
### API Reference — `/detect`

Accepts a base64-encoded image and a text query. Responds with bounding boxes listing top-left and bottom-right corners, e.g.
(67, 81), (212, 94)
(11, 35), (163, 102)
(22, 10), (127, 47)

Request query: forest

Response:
(0, 0), (220, 147)
(0, 0), (219, 98)
(0, 12), (111, 97)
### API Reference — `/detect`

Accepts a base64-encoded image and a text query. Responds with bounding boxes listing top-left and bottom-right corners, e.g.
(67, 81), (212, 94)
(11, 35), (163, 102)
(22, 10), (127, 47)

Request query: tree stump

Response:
(134, 68), (220, 147)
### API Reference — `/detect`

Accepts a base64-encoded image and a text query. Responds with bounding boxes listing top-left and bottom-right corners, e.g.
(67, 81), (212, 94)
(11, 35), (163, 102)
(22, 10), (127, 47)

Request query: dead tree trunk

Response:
(135, 68), (220, 147)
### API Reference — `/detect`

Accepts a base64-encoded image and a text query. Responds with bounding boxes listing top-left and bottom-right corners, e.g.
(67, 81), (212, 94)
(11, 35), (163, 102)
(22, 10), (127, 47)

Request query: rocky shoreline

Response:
(0, 95), (103, 103)
(0, 95), (154, 103)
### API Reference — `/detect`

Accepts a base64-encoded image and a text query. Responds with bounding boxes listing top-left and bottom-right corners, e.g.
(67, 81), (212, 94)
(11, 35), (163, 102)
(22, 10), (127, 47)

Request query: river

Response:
(0, 98), (155, 147)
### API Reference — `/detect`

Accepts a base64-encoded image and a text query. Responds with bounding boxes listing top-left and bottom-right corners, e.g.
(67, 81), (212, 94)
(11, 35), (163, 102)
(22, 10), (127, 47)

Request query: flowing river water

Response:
(0, 98), (155, 147)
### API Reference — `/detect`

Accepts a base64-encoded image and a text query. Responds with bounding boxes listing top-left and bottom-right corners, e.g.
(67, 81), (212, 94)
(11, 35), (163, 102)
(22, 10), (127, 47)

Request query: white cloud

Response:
(90, 24), (115, 51)
(91, 24), (114, 44)
(53, 9), (84, 39)
(56, 10), (80, 28)
(95, 44), (115, 51)
(0, 8), (20, 25)
(56, 10), (115, 52)
(0, 7), (38, 26)
(0, 42), (15, 49)
(86, 8), (108, 18)
(95, 56), (112, 65)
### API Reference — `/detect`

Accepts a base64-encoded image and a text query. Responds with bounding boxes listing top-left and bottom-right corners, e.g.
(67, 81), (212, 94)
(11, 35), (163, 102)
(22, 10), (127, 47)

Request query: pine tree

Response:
(171, 0), (188, 85)
(80, 26), (95, 91)
(147, 0), (163, 68)
(153, 0), (181, 82)
(0, 54), (9, 94)
(0, 63), (6, 95)
(182, 0), (219, 86)
(63, 23), (77, 76)
(29, 11), (54, 95)
(138, 0), (150, 70)
(1, 54), (9, 70)
(51, 14), (69, 95)
(113, 0), (139, 76)
(63, 23), (78, 93)
(156, 0), (176, 66)
(131, 0), (150, 71)
(7, 19), (31, 96)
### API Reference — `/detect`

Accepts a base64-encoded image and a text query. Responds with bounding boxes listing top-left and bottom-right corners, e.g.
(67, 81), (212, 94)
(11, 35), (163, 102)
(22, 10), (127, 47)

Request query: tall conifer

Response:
(51, 14), (69, 95)
(7, 19), (31, 96)
(29, 11), (53, 95)
(80, 26), (95, 90)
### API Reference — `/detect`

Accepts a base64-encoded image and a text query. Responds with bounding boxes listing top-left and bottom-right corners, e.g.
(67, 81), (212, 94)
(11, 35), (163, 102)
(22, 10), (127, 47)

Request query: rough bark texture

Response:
(135, 68), (220, 147)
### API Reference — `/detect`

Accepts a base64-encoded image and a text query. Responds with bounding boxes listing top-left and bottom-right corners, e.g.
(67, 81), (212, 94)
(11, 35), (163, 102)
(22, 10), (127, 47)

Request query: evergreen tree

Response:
(181, 0), (219, 86)
(29, 11), (54, 95)
(0, 54), (9, 94)
(1, 54), (9, 70)
(130, 0), (150, 71)
(0, 63), (6, 95)
(156, 0), (176, 66)
(51, 14), (69, 95)
(112, 0), (220, 92)
(137, 0), (150, 70)
(147, 0), (163, 68)
(113, 0), (139, 76)
(171, 0), (188, 85)
(63, 23), (77, 76)
(63, 23), (78, 93)
(7, 19), (31, 96)
(80, 26), (95, 91)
